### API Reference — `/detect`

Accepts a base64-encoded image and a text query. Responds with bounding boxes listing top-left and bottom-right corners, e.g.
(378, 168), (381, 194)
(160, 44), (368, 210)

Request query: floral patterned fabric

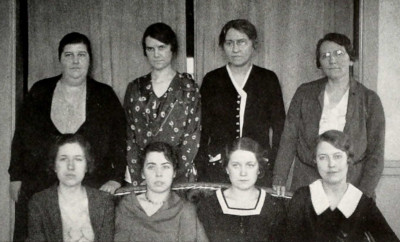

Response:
(124, 73), (201, 186)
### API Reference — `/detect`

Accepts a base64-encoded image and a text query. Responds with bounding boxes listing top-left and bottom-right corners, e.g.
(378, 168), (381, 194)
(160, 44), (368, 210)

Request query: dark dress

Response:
(27, 185), (115, 242)
(124, 73), (201, 185)
(196, 65), (285, 186)
(197, 189), (286, 242)
(286, 180), (398, 242)
(8, 75), (126, 241)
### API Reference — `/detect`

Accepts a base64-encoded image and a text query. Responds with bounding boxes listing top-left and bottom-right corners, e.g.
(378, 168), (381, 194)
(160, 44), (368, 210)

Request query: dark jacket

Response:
(9, 75), (126, 196)
(197, 65), (285, 186)
(273, 77), (385, 197)
(27, 185), (115, 242)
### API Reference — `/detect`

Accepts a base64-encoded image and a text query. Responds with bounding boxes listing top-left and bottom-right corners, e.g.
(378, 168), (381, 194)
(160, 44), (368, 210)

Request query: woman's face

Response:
(60, 43), (90, 85)
(226, 150), (259, 191)
(316, 141), (349, 185)
(142, 151), (175, 194)
(319, 41), (353, 81)
(55, 142), (87, 188)
(145, 36), (173, 71)
(223, 28), (254, 68)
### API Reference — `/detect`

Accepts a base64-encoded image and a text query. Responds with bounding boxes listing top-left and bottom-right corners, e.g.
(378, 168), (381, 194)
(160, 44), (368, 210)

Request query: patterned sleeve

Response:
(124, 81), (143, 186)
(176, 76), (201, 182)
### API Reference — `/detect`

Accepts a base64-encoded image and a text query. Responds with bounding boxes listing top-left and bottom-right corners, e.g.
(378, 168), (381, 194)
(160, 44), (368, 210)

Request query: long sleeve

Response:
(26, 197), (47, 242)
(357, 92), (385, 197)
(285, 189), (309, 242)
(366, 199), (399, 241)
(175, 85), (201, 182)
(179, 203), (209, 242)
(106, 86), (127, 184)
(124, 82), (142, 186)
(268, 73), (286, 165)
(273, 85), (304, 186)
(97, 195), (115, 242)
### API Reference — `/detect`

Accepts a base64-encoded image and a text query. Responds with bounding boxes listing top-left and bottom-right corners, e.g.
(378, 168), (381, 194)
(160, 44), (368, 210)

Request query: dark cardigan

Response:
(27, 185), (115, 242)
(286, 186), (398, 242)
(196, 65), (285, 186)
(273, 77), (385, 196)
(9, 75), (126, 195)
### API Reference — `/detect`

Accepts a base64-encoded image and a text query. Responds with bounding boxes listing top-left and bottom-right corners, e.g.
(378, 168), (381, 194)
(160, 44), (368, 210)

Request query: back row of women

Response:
(8, 18), (389, 241)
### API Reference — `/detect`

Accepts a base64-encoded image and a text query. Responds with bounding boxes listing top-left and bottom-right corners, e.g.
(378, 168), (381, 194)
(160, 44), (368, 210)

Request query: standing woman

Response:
(124, 23), (201, 186)
(197, 137), (286, 241)
(273, 33), (385, 198)
(196, 19), (285, 186)
(9, 32), (126, 241)
(286, 130), (397, 241)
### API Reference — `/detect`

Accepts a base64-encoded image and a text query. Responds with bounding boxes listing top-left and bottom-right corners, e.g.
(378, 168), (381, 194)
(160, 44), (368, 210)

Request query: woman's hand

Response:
(100, 180), (121, 194)
(10, 181), (22, 202)
(272, 185), (286, 197)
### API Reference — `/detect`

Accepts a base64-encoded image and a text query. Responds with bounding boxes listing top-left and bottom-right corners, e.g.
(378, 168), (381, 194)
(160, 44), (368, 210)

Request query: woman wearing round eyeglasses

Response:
(196, 19), (285, 187)
(273, 33), (385, 198)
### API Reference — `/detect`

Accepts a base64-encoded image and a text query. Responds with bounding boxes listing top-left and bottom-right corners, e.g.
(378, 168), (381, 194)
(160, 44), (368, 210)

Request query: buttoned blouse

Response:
(124, 73), (201, 185)
(226, 64), (252, 137)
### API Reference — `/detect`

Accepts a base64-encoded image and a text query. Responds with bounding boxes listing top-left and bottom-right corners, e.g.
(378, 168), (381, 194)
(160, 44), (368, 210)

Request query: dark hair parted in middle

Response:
(224, 137), (268, 178)
(218, 19), (258, 48)
(315, 130), (355, 164)
(316, 32), (357, 68)
(58, 32), (93, 62)
(139, 142), (179, 173)
(48, 134), (95, 175)
(142, 22), (178, 56)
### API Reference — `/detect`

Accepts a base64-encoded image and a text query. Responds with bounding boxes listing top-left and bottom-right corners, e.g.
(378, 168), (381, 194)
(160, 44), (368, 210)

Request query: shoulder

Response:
(353, 81), (382, 104)
(87, 78), (115, 94)
(177, 73), (200, 92)
(292, 77), (326, 98)
(86, 186), (113, 201)
(289, 186), (311, 206)
(252, 65), (278, 78)
(29, 75), (60, 95)
(30, 186), (57, 205)
(204, 66), (227, 78)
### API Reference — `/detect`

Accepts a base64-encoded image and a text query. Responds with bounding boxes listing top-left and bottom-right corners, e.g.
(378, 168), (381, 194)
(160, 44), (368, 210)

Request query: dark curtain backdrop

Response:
(28, 0), (187, 102)
(194, 0), (353, 109)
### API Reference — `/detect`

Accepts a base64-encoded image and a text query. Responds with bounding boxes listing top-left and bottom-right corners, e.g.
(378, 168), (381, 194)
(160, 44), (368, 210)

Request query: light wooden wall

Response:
(194, 0), (353, 109)
(28, 0), (187, 102)
(0, 0), (16, 241)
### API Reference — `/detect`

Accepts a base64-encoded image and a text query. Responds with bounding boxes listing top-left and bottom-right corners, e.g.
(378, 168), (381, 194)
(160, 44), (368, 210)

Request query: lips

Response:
(154, 181), (165, 186)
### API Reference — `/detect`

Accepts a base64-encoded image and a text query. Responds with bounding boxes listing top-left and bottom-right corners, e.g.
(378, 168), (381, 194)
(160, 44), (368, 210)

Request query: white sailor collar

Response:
(216, 188), (266, 216)
(309, 179), (362, 218)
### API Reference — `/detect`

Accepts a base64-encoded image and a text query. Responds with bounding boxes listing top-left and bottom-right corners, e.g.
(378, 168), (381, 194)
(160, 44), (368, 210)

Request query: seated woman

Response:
(286, 130), (398, 241)
(114, 142), (208, 242)
(27, 134), (114, 242)
(197, 137), (286, 242)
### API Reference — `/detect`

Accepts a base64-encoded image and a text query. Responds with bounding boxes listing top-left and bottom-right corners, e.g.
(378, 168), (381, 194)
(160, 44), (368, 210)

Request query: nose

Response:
(72, 55), (79, 64)
(328, 157), (336, 168)
(240, 167), (247, 176)
(67, 160), (75, 170)
(328, 55), (337, 64)
(154, 48), (160, 58)
(155, 167), (162, 177)
(232, 42), (240, 52)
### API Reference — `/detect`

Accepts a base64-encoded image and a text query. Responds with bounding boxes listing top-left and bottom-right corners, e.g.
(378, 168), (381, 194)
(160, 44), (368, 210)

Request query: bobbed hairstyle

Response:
(224, 137), (268, 178)
(314, 130), (355, 164)
(58, 32), (93, 62)
(48, 134), (95, 176)
(218, 19), (258, 48)
(316, 32), (356, 68)
(141, 22), (178, 56)
(139, 142), (179, 173)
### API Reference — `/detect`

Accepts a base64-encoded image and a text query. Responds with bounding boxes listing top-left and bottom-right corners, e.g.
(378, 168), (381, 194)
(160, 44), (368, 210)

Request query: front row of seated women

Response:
(27, 132), (398, 241)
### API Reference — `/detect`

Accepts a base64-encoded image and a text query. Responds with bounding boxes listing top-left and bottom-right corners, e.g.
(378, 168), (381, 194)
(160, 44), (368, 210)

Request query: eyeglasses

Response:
(320, 49), (346, 59)
(224, 39), (249, 48)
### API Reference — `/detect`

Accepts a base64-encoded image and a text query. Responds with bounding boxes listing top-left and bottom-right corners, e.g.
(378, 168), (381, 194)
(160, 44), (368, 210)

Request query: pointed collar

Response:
(309, 180), (362, 218)
(216, 188), (266, 216)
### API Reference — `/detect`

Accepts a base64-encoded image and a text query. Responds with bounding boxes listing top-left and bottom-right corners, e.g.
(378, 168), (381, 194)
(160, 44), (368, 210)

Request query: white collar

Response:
(226, 64), (253, 91)
(309, 180), (362, 218)
(216, 188), (266, 216)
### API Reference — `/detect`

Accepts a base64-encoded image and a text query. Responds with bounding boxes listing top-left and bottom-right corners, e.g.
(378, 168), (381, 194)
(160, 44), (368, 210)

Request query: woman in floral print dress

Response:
(124, 23), (201, 186)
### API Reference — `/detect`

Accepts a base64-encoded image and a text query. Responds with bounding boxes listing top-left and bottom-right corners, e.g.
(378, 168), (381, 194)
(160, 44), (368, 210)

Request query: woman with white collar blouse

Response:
(197, 137), (286, 241)
(286, 130), (398, 241)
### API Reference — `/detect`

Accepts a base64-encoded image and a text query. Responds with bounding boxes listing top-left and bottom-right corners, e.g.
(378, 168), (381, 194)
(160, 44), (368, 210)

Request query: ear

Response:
(141, 172), (145, 180)
(173, 171), (176, 178)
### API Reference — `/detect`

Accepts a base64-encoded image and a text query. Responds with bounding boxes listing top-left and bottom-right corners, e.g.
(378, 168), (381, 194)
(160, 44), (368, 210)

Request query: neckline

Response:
(216, 188), (266, 216)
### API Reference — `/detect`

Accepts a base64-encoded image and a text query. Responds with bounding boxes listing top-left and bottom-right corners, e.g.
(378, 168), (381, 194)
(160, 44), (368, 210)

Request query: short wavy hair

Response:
(218, 19), (258, 48)
(139, 142), (179, 173)
(223, 137), (268, 178)
(48, 134), (95, 176)
(316, 32), (356, 68)
(58, 32), (92, 62)
(142, 22), (178, 56)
